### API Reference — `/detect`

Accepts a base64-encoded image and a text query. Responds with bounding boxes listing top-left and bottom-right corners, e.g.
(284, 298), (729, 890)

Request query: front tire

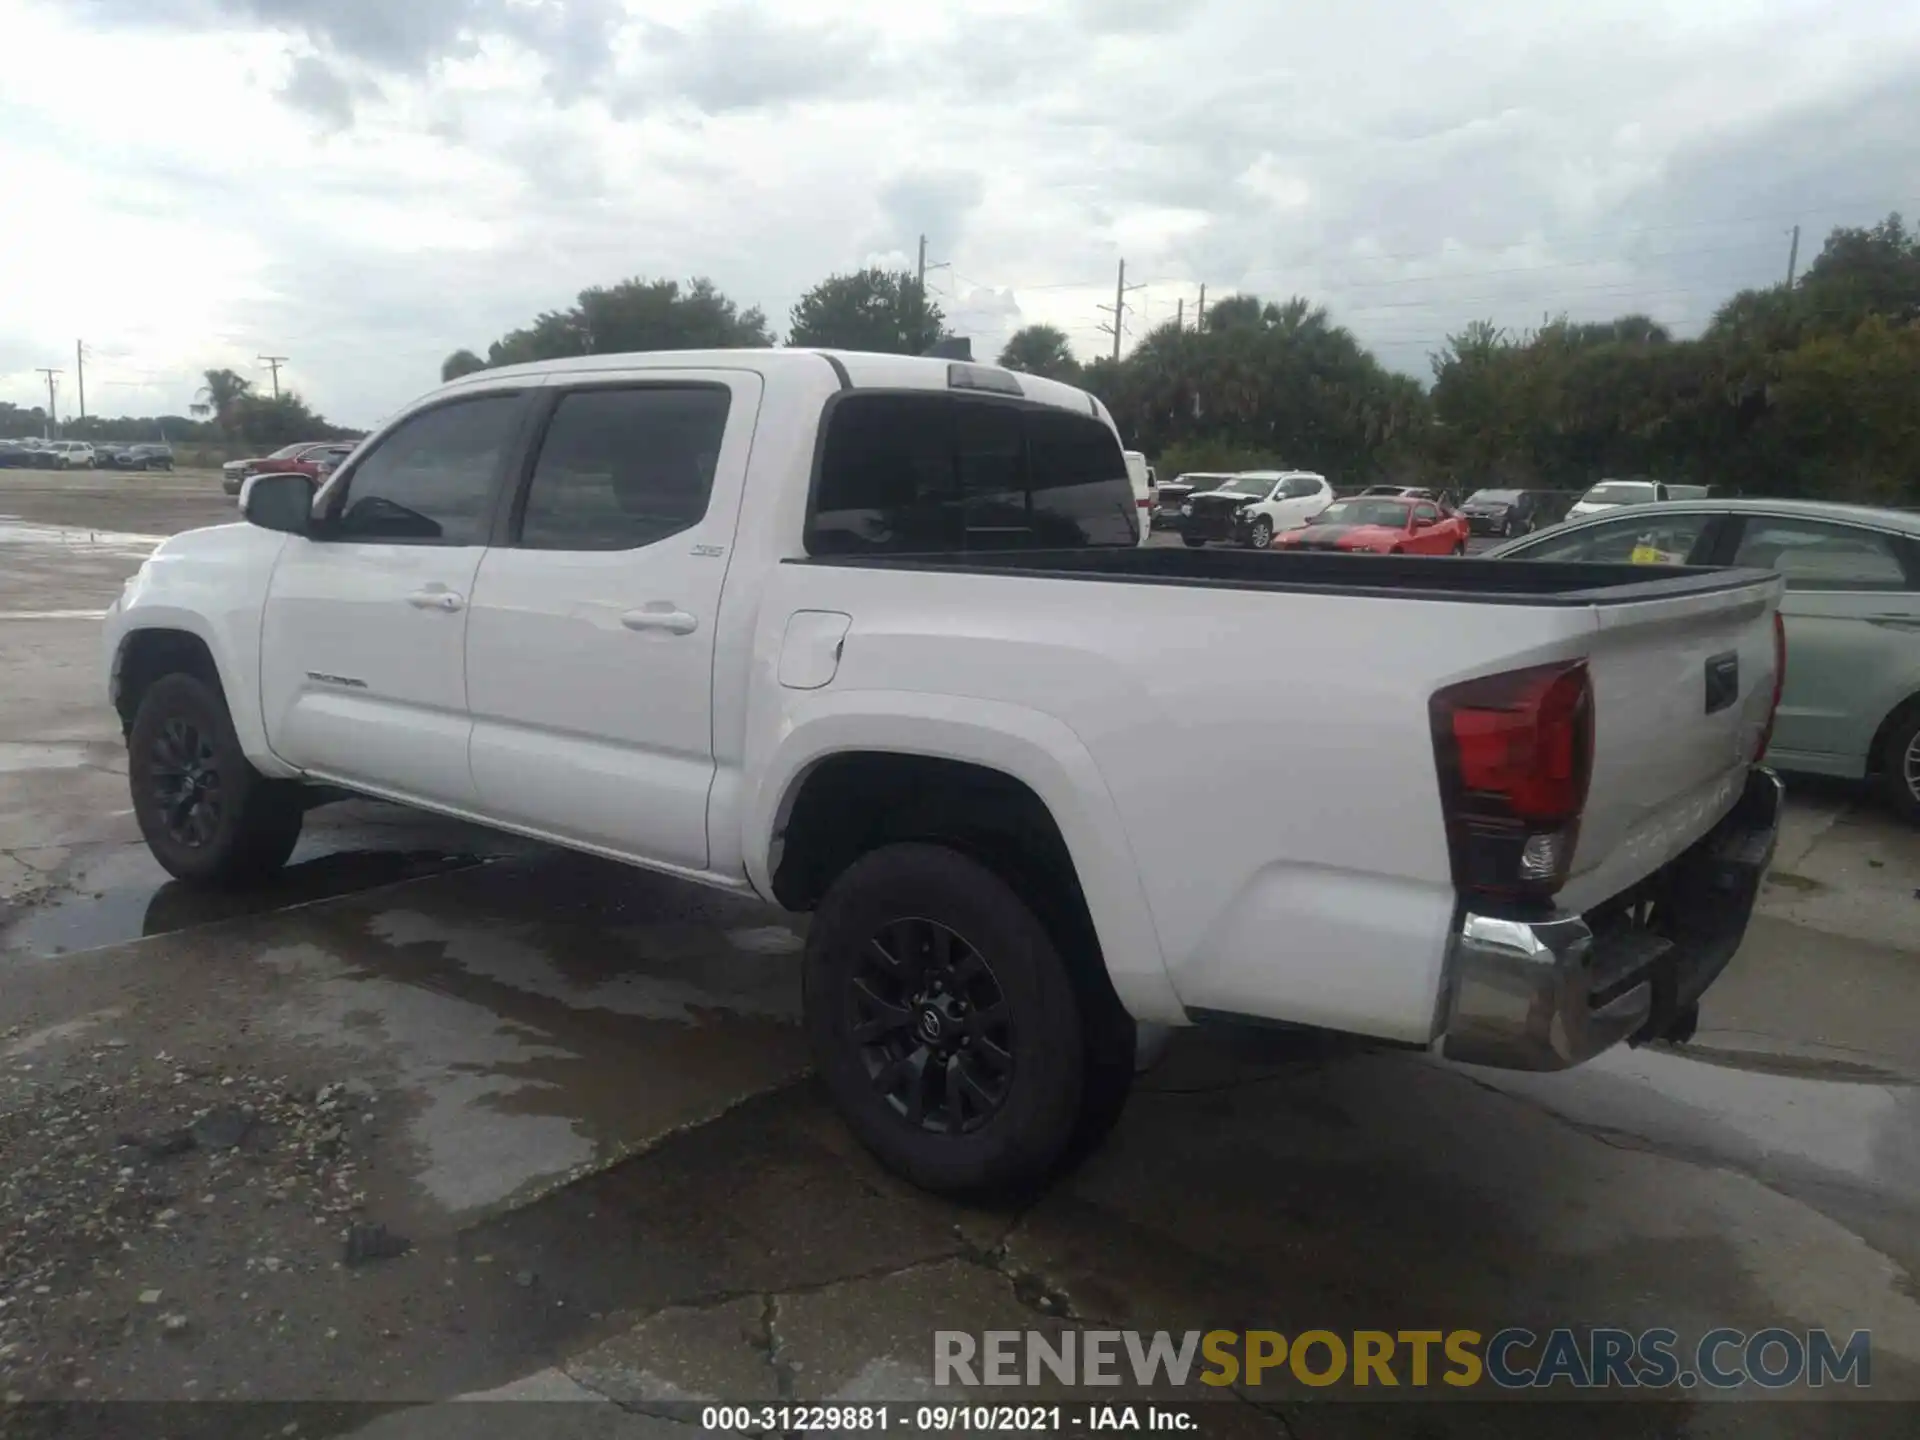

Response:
(1880, 706), (1920, 825)
(1181, 536), (1206, 549)
(128, 673), (304, 887)
(1451, 542), (1467, 555)
(1248, 517), (1273, 549)
(1501, 516), (1515, 537)
(804, 843), (1095, 1196)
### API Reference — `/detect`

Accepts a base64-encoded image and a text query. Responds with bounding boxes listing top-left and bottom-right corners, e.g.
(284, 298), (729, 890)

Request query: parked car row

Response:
(1136, 457), (1917, 822)
(0, 439), (174, 470)
(222, 440), (357, 495)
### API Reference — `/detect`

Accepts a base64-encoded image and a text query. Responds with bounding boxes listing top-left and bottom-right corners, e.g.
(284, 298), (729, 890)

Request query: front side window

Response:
(518, 386), (731, 551)
(1731, 518), (1912, 591)
(1413, 504), (1440, 526)
(332, 393), (522, 545)
(808, 394), (1135, 555)
(1581, 481), (1658, 505)
(1218, 476), (1276, 497)
(1508, 512), (1713, 565)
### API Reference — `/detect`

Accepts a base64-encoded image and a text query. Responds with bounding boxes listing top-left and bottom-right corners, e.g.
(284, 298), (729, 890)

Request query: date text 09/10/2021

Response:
(700, 1406), (1194, 1433)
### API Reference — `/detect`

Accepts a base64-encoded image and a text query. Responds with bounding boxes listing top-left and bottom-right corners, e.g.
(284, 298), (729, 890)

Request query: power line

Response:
(258, 355), (289, 399)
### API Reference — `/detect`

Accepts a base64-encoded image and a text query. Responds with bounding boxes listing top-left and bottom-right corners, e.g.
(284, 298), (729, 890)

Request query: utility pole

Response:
(1176, 297), (1185, 331)
(75, 341), (86, 420)
(1096, 259), (1147, 362)
(1196, 284), (1207, 331)
(36, 368), (61, 436)
(259, 355), (289, 400)
(1785, 225), (1801, 288)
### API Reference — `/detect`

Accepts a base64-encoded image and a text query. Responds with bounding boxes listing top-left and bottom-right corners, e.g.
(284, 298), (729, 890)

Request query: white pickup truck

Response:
(104, 349), (1787, 1194)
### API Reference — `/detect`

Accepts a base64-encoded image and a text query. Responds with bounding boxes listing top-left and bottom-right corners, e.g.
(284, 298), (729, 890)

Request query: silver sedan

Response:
(1489, 497), (1920, 822)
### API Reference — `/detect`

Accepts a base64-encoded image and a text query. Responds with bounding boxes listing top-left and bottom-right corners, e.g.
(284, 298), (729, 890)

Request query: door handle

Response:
(407, 589), (465, 613)
(622, 607), (699, 635)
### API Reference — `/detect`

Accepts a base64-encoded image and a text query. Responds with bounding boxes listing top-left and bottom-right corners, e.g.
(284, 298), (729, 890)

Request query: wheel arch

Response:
(110, 616), (294, 778)
(1867, 688), (1920, 780)
(747, 700), (1183, 1023)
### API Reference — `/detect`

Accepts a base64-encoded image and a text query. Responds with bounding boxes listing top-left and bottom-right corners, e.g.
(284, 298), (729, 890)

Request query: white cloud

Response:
(4, 0), (1919, 425)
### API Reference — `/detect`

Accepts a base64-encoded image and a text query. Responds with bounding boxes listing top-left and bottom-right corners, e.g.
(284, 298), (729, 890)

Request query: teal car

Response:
(1489, 498), (1920, 822)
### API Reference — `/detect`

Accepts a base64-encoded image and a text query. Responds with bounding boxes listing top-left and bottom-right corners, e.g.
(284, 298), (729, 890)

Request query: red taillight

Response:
(1431, 661), (1594, 904)
(1755, 610), (1785, 761)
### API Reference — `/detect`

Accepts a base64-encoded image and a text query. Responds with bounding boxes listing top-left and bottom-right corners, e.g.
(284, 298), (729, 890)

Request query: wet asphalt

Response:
(1, 471), (1917, 1435)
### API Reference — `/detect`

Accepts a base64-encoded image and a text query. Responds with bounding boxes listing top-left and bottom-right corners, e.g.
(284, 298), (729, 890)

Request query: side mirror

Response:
(241, 471), (316, 535)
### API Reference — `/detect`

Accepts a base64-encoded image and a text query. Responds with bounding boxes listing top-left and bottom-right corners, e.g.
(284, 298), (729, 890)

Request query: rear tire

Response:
(1880, 706), (1920, 825)
(128, 673), (304, 887)
(1451, 542), (1467, 556)
(804, 843), (1096, 1196)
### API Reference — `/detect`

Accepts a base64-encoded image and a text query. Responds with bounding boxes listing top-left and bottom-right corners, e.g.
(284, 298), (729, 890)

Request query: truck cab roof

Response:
(447, 348), (1110, 425)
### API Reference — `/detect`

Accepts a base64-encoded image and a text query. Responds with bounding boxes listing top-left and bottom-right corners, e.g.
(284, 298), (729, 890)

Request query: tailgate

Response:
(1559, 570), (1784, 912)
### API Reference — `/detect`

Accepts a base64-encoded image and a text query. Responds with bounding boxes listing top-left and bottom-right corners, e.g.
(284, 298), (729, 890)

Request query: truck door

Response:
(258, 389), (531, 807)
(463, 372), (762, 872)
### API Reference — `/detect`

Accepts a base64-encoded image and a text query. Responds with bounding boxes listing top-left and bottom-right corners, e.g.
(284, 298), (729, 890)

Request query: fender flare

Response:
(743, 689), (1186, 1024)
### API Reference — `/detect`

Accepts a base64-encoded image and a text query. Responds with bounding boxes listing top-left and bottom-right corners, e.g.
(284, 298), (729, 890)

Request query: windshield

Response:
(268, 442), (310, 458)
(1467, 489), (1520, 504)
(1312, 499), (1412, 527)
(1217, 476), (1275, 496)
(1582, 481), (1656, 504)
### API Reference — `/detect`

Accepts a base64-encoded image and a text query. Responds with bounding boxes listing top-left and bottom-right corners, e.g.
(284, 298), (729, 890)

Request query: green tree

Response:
(231, 392), (335, 447)
(481, 277), (771, 367)
(998, 325), (1081, 382)
(787, 268), (944, 354)
(190, 368), (253, 433)
(442, 349), (486, 382)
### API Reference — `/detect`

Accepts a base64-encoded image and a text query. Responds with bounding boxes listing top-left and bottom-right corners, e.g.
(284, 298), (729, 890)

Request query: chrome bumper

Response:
(1438, 767), (1784, 1071)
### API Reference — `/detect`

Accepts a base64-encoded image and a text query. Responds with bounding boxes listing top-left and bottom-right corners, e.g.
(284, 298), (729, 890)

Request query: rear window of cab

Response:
(807, 393), (1137, 555)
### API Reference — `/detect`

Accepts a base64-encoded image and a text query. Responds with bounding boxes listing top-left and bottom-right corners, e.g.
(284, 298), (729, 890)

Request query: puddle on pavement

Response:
(0, 844), (487, 959)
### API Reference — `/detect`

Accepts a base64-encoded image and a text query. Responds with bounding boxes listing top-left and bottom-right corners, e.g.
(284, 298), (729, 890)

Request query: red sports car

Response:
(1270, 497), (1469, 555)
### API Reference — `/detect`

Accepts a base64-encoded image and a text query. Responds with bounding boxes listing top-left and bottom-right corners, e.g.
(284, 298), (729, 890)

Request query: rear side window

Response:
(517, 386), (731, 551)
(1729, 518), (1914, 591)
(808, 394), (1135, 555)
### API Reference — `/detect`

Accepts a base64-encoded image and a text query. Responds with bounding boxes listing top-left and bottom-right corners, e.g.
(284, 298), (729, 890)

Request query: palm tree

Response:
(190, 369), (253, 433)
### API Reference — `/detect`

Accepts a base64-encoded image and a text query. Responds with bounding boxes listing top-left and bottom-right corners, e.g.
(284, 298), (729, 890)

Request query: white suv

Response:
(1236, 471), (1334, 547)
(50, 441), (96, 470)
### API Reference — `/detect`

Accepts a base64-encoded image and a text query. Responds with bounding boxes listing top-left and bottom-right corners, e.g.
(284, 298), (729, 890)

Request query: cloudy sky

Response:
(2, 0), (1917, 429)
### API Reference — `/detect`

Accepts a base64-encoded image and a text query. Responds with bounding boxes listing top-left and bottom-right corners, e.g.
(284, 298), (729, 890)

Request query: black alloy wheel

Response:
(128, 672), (304, 886)
(148, 717), (224, 850)
(849, 917), (1014, 1134)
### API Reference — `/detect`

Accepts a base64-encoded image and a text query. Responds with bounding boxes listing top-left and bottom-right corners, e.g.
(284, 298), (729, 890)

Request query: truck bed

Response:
(793, 546), (1771, 606)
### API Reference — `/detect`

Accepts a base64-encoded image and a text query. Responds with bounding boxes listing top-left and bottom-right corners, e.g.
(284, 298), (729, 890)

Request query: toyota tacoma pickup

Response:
(104, 349), (1786, 1194)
